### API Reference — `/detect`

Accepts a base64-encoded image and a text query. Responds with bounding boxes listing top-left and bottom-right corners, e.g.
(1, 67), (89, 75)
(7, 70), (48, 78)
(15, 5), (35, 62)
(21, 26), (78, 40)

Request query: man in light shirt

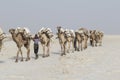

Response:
(33, 34), (39, 59)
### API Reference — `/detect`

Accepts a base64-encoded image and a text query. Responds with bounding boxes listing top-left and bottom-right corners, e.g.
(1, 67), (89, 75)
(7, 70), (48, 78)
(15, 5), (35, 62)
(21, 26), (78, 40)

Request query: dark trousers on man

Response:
(34, 43), (39, 59)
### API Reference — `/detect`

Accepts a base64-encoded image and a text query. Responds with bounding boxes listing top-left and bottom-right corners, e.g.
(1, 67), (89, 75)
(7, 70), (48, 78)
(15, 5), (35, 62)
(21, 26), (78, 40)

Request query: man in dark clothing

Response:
(33, 34), (39, 59)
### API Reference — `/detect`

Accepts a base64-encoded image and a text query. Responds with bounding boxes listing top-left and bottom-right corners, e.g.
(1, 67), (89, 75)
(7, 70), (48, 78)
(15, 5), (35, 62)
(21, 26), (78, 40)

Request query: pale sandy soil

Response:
(0, 35), (120, 80)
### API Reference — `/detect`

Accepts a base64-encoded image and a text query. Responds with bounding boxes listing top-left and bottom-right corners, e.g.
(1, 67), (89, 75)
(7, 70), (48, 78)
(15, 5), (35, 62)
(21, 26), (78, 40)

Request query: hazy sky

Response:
(0, 0), (120, 34)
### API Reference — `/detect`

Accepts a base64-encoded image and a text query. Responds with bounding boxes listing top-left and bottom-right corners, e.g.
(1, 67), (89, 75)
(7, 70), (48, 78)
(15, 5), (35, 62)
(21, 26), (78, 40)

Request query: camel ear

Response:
(101, 31), (104, 34)
(11, 28), (15, 32)
(57, 26), (61, 29)
(95, 31), (99, 35)
(89, 30), (92, 33)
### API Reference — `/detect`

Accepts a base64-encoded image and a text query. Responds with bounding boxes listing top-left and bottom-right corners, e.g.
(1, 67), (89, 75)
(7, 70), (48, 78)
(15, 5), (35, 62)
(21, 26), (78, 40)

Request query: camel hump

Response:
(38, 27), (53, 38)
(0, 27), (3, 35)
(23, 27), (30, 34)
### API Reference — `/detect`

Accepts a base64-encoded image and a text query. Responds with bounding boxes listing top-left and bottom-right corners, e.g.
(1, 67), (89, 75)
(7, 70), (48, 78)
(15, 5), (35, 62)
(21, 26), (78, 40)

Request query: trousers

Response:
(34, 43), (39, 54)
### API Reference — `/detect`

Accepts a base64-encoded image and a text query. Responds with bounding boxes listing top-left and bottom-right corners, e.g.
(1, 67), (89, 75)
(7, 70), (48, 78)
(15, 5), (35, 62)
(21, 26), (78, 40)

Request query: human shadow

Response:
(31, 53), (43, 59)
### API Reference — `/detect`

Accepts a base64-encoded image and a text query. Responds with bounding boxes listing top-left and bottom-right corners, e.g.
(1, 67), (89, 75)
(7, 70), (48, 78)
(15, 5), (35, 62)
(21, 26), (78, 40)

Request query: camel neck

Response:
(11, 33), (17, 42)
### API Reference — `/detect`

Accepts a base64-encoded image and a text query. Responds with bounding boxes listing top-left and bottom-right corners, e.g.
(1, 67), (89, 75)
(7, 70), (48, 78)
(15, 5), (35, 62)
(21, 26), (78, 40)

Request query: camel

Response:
(64, 29), (75, 53)
(89, 30), (99, 47)
(74, 30), (84, 51)
(89, 30), (104, 47)
(0, 33), (6, 52)
(97, 31), (104, 46)
(38, 27), (53, 57)
(56, 26), (67, 56)
(9, 28), (31, 62)
(74, 28), (89, 51)
(79, 28), (89, 49)
(0, 27), (6, 52)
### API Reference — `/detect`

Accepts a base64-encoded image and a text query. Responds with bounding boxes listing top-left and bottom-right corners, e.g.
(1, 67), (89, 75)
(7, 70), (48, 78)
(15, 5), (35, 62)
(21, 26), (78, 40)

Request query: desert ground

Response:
(0, 35), (120, 80)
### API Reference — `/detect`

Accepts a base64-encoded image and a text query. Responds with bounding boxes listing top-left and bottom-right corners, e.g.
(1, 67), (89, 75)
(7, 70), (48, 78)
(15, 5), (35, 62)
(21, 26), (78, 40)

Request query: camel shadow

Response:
(38, 54), (43, 56)
(52, 51), (61, 55)
(9, 56), (27, 61)
(8, 56), (17, 60)
(0, 61), (5, 63)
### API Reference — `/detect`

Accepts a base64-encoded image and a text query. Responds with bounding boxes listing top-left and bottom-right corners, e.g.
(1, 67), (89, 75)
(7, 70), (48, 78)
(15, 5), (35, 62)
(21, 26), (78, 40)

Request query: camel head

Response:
(0, 35), (5, 40)
(75, 30), (85, 41)
(57, 26), (61, 30)
(57, 26), (65, 34)
(9, 28), (16, 34)
(98, 31), (104, 37)
(57, 26), (62, 33)
(95, 31), (104, 40)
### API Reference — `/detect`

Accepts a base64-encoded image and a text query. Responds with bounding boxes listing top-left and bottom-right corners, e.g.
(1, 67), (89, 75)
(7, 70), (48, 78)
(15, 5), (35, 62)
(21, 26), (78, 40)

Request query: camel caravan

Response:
(9, 27), (54, 62)
(1, 26), (104, 62)
(0, 27), (6, 52)
(56, 26), (104, 56)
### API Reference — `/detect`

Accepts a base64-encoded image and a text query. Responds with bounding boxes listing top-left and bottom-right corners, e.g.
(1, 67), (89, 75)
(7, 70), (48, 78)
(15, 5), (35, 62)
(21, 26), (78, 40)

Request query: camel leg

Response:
(72, 40), (74, 53)
(42, 45), (46, 58)
(61, 44), (65, 56)
(46, 43), (50, 57)
(28, 48), (30, 60)
(100, 42), (102, 46)
(60, 44), (62, 52)
(20, 48), (23, 62)
(81, 41), (83, 51)
(46, 46), (50, 57)
(85, 41), (88, 49)
(0, 48), (1, 52)
(63, 42), (67, 55)
(99, 40), (102, 46)
(92, 40), (94, 47)
(16, 49), (20, 62)
(61, 44), (64, 56)
(84, 40), (87, 49)
(61, 44), (63, 53)
(95, 41), (97, 47)
(76, 40), (79, 51)
(74, 38), (77, 51)
(90, 40), (92, 46)
(83, 41), (85, 49)
(67, 42), (70, 53)
(86, 38), (88, 48)
(0, 40), (2, 52)
(78, 41), (80, 51)
(95, 43), (97, 47)
(26, 48), (30, 61)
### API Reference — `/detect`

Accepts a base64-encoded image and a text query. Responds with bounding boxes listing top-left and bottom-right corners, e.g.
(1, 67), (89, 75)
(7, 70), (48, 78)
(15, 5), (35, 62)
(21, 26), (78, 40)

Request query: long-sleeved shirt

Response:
(34, 38), (39, 44)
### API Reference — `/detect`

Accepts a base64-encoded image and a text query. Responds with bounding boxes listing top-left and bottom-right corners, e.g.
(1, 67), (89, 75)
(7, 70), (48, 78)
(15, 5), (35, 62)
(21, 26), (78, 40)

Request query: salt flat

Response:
(0, 35), (120, 80)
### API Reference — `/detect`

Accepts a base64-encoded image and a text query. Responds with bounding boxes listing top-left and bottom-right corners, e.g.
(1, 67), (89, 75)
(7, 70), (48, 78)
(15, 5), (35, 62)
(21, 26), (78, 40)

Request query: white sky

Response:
(0, 0), (120, 34)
